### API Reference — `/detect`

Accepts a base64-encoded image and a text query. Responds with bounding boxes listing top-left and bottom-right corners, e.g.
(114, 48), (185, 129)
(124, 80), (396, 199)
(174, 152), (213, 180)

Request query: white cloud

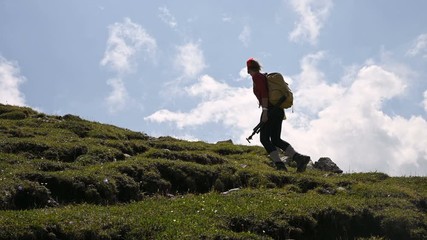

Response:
(293, 52), (345, 114)
(186, 75), (229, 99)
(222, 15), (232, 23)
(145, 74), (260, 142)
(0, 56), (26, 106)
(238, 25), (251, 47)
(105, 78), (128, 113)
(158, 6), (177, 29)
(407, 33), (427, 58)
(174, 42), (206, 79)
(286, 60), (425, 176)
(289, 0), (333, 45)
(101, 18), (157, 113)
(101, 18), (157, 73)
(238, 67), (251, 81)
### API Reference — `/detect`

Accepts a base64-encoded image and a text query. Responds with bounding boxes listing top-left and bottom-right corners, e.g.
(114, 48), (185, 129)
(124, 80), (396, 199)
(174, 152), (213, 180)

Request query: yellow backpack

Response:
(265, 72), (293, 109)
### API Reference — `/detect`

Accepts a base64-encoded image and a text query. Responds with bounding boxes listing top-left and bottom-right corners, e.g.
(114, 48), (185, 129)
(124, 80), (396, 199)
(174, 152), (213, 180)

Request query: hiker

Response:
(247, 58), (310, 172)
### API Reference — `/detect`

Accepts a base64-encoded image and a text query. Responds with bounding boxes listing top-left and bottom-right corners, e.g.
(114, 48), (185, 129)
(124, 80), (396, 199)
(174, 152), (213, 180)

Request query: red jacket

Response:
(252, 72), (269, 105)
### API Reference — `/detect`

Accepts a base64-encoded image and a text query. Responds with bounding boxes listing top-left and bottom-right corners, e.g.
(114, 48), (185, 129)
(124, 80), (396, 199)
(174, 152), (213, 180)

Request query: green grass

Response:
(0, 189), (425, 239)
(0, 104), (426, 240)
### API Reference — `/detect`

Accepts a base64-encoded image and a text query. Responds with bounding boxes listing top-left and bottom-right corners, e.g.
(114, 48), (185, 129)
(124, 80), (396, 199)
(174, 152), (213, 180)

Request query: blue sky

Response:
(1, 0), (426, 176)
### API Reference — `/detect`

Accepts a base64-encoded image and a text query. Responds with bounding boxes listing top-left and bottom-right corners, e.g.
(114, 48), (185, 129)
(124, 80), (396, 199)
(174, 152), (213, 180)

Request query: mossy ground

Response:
(0, 104), (426, 239)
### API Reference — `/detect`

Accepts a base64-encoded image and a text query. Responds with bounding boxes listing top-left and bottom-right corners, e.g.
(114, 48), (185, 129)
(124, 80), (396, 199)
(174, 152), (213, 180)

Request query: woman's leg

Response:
(269, 108), (290, 150)
(259, 120), (275, 153)
(269, 107), (311, 172)
(260, 116), (287, 170)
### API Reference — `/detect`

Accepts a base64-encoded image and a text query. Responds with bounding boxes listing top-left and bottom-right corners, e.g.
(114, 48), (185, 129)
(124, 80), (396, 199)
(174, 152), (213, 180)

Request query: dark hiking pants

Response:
(260, 107), (290, 154)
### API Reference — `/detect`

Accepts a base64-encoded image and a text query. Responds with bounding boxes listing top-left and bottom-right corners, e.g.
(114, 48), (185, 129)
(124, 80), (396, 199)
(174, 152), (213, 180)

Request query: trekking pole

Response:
(246, 121), (264, 143)
(246, 94), (287, 143)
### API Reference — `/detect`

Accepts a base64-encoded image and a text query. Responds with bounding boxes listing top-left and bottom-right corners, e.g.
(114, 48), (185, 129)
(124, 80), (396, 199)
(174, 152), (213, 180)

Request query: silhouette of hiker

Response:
(247, 58), (310, 172)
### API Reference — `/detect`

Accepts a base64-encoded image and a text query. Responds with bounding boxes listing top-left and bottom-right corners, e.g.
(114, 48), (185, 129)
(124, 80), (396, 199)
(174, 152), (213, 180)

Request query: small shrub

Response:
(75, 154), (99, 165)
(217, 169), (242, 190)
(35, 113), (47, 118)
(12, 181), (51, 209)
(140, 170), (171, 194)
(0, 111), (27, 120)
(0, 140), (49, 156)
(148, 150), (225, 165)
(118, 164), (144, 180)
(267, 173), (293, 188)
(213, 179), (225, 192)
(236, 169), (256, 187)
(57, 120), (92, 138)
(213, 145), (249, 156)
(86, 146), (125, 163)
(42, 144), (88, 162)
(248, 176), (262, 188)
(296, 177), (322, 193)
(125, 131), (150, 140)
(0, 104), (36, 118)
(149, 142), (186, 151)
(62, 114), (83, 121)
(381, 215), (413, 240)
(48, 175), (118, 204)
(155, 162), (217, 193)
(103, 140), (149, 155)
(115, 174), (140, 202)
(7, 129), (35, 138)
(35, 160), (68, 171)
(414, 197), (427, 213)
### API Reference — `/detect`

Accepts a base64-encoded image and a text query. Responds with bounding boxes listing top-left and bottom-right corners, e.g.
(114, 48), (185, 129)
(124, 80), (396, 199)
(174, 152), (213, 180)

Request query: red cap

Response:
(246, 58), (255, 67)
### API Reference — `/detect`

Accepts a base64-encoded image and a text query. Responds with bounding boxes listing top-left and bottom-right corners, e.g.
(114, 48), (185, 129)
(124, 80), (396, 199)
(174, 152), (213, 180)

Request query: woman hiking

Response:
(247, 58), (310, 172)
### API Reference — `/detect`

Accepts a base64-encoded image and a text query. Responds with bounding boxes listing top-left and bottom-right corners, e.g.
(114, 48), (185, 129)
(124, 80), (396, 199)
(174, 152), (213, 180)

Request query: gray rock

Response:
(216, 139), (234, 144)
(314, 157), (343, 174)
(221, 188), (240, 195)
(306, 160), (315, 170)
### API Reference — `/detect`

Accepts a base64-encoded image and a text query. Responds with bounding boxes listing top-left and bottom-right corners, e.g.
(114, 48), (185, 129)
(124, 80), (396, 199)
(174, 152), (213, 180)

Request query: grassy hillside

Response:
(0, 103), (426, 240)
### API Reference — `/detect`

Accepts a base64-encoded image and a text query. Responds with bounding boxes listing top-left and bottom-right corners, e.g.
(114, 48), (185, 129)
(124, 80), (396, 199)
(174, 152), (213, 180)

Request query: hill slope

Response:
(0, 104), (426, 240)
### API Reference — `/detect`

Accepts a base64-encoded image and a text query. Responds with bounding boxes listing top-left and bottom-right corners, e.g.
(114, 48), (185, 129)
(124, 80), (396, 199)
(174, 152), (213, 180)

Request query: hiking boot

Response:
(269, 150), (287, 171)
(294, 154), (310, 173)
(274, 161), (288, 171)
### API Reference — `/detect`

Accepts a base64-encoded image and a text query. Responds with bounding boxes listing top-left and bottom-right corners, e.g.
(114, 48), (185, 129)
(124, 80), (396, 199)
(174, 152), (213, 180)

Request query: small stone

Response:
(216, 139), (233, 144)
(221, 188), (240, 195)
(314, 157), (343, 174)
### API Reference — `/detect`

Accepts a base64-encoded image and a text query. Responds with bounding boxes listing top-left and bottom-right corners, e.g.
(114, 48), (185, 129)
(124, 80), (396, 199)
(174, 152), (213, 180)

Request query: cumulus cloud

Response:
(0, 56), (26, 106)
(293, 52), (345, 114)
(105, 78), (128, 113)
(158, 6), (178, 29)
(238, 25), (251, 47)
(186, 75), (230, 99)
(289, 0), (333, 45)
(101, 18), (157, 113)
(283, 54), (426, 176)
(101, 18), (157, 73)
(235, 67), (253, 82)
(146, 52), (427, 176)
(145, 74), (260, 142)
(293, 65), (411, 172)
(407, 33), (427, 58)
(222, 15), (232, 23)
(174, 41), (206, 79)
